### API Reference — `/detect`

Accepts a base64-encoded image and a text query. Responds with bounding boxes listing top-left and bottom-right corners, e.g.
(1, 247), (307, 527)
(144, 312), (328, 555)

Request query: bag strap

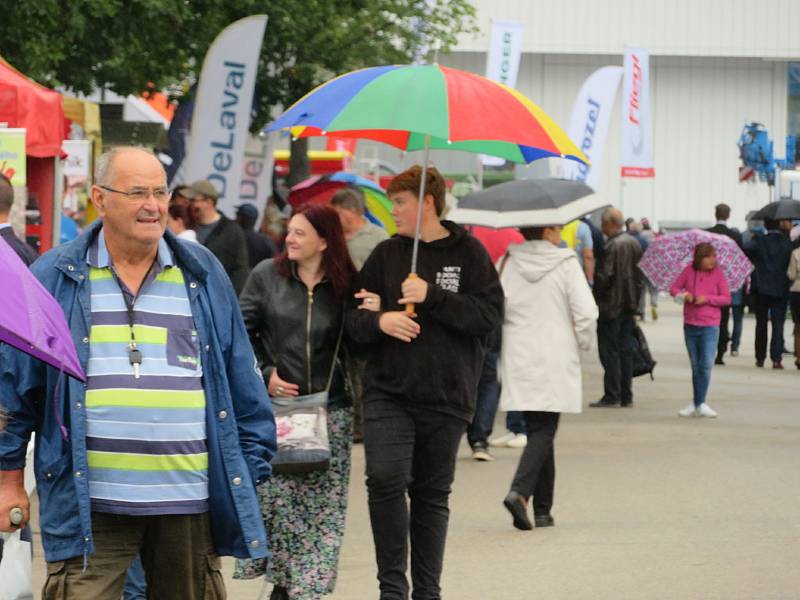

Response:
(498, 252), (511, 277)
(325, 316), (345, 392)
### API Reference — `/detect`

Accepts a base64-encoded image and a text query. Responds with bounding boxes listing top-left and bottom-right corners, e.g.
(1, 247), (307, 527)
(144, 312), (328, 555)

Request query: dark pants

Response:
(754, 294), (788, 363)
(42, 512), (224, 600)
(364, 397), (467, 600)
(506, 411), (526, 435)
(510, 412), (560, 517)
(790, 292), (800, 361)
(718, 303), (745, 357)
(466, 351), (499, 448)
(597, 312), (636, 405)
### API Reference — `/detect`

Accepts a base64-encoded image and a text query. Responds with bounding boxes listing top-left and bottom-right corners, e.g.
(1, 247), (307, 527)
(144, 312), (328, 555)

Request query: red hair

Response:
(275, 204), (356, 301)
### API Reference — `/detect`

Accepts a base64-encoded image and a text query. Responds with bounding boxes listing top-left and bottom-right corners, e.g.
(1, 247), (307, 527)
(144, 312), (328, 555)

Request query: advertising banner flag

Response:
(183, 15), (268, 216)
(561, 66), (623, 191)
(483, 19), (524, 166)
(0, 128), (27, 186)
(239, 134), (276, 227)
(621, 46), (654, 178)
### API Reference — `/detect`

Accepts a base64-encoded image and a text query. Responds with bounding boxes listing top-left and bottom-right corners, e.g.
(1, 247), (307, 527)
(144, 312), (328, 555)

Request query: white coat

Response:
(499, 240), (598, 414)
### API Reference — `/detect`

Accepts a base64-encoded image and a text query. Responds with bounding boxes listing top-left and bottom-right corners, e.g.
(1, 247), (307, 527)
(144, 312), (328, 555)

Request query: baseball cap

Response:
(185, 180), (220, 200)
(236, 203), (259, 220)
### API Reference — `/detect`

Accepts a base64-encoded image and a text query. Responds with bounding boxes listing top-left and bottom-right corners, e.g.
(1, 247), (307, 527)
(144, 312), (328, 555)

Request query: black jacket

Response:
(707, 223), (743, 248)
(745, 231), (792, 299)
(243, 228), (277, 269)
(346, 221), (504, 422)
(594, 232), (643, 319)
(1, 226), (37, 266)
(239, 259), (349, 408)
(203, 215), (250, 295)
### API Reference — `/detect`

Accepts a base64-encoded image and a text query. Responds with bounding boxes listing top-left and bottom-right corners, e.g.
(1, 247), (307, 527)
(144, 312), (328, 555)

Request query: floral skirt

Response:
(234, 407), (353, 599)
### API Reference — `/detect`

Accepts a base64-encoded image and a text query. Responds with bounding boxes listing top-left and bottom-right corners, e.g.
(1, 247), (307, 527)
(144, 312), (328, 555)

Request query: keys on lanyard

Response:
(128, 342), (143, 379)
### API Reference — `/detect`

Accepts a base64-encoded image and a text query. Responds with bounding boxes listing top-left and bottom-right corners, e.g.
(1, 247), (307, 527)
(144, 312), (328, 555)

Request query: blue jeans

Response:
(684, 325), (719, 407)
(123, 555), (146, 600)
(467, 351), (499, 447)
(506, 411), (526, 435)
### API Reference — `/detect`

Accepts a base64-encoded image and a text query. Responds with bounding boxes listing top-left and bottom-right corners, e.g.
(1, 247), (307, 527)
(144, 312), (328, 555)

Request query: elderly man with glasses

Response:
(0, 146), (276, 600)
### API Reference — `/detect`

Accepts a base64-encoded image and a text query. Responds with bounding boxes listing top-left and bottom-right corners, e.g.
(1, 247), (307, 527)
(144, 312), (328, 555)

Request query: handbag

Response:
(270, 322), (344, 475)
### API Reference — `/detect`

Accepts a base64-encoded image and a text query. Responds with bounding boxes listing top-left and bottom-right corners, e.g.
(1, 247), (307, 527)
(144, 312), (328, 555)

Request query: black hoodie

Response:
(346, 221), (504, 422)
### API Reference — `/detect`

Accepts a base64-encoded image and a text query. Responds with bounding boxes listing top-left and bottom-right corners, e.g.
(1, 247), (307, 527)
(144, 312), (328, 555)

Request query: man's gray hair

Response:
(330, 186), (366, 215)
(95, 146), (159, 187)
(601, 207), (625, 228)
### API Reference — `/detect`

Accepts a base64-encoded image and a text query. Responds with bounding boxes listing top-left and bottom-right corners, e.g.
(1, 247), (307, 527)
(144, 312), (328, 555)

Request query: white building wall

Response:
(459, 0), (800, 59)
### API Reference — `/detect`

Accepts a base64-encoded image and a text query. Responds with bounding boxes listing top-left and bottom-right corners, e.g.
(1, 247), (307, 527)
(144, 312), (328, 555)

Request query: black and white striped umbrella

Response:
(448, 179), (608, 228)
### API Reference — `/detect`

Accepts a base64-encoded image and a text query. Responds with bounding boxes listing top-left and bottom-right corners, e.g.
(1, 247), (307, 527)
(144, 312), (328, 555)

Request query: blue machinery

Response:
(737, 122), (797, 187)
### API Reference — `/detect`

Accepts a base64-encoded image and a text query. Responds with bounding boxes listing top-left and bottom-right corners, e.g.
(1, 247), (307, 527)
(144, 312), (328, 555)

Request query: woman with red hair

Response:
(234, 204), (358, 599)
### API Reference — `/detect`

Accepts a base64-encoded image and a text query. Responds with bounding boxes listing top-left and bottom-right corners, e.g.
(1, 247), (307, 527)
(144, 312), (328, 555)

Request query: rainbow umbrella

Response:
(265, 64), (587, 308)
(288, 172), (396, 235)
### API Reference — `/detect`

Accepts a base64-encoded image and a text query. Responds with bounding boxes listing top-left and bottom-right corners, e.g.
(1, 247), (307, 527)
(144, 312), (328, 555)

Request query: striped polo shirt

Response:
(85, 229), (208, 515)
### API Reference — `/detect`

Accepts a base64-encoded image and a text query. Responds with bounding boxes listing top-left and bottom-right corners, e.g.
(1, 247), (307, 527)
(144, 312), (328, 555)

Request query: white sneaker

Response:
(678, 404), (697, 417)
(697, 403), (718, 418)
(507, 433), (528, 448)
(489, 432), (517, 447)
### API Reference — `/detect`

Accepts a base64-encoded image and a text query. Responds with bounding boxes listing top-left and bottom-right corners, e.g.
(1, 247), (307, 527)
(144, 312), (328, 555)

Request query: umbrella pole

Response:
(406, 133), (431, 315)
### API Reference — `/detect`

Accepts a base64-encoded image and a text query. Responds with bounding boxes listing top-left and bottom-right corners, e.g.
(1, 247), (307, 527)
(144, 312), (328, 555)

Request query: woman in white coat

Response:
(500, 224), (598, 530)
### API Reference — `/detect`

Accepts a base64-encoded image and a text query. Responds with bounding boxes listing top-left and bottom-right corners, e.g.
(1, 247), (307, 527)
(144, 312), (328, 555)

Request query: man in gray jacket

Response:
(590, 208), (644, 408)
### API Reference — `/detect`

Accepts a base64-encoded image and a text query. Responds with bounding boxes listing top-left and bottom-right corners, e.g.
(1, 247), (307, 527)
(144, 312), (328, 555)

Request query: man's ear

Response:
(90, 186), (106, 217)
(424, 193), (437, 215)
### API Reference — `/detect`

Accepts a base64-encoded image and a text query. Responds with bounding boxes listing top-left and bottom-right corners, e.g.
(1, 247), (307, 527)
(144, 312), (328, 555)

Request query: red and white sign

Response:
(621, 46), (654, 178)
(738, 166), (755, 183)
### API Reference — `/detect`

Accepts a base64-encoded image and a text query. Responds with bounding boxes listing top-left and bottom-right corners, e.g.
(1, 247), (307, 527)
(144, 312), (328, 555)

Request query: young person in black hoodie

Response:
(347, 165), (504, 600)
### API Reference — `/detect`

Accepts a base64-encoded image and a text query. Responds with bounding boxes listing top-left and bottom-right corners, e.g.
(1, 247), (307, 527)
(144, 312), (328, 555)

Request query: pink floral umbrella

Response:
(638, 229), (753, 292)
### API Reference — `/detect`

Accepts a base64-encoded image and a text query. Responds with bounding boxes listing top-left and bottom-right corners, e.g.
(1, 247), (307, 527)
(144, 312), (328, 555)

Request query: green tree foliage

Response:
(0, 0), (477, 129)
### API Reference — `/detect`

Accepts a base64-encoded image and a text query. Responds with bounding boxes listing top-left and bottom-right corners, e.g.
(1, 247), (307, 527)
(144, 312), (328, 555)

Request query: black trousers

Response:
(754, 294), (788, 362)
(511, 412), (561, 516)
(364, 397), (467, 600)
(597, 312), (636, 405)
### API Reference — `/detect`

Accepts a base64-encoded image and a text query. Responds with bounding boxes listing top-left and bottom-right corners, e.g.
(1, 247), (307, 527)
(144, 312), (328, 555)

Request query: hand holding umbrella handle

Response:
(9, 507), (24, 526)
(404, 273), (418, 315)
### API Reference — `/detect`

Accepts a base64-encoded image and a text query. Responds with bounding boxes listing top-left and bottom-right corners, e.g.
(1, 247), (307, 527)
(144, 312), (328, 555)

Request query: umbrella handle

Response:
(405, 273), (418, 316)
(9, 507), (24, 526)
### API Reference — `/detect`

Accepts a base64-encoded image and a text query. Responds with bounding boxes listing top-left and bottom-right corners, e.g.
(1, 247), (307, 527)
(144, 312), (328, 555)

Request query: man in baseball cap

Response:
(186, 179), (250, 294)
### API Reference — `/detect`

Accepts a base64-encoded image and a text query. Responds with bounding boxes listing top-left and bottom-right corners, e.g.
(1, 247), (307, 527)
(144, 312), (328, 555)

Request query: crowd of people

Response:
(1, 150), (800, 600)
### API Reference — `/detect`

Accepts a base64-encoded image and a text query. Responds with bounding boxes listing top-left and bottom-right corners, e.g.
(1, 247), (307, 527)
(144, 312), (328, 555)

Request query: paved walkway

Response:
(28, 302), (799, 599)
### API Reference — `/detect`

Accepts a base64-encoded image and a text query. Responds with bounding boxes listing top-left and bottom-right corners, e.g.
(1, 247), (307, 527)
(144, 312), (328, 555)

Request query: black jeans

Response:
(597, 312), (636, 405)
(510, 412), (560, 516)
(364, 397), (467, 600)
(754, 294), (788, 362)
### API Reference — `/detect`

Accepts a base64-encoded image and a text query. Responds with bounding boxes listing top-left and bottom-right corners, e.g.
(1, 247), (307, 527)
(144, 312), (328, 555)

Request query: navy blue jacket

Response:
(745, 231), (792, 298)
(0, 221), (276, 563)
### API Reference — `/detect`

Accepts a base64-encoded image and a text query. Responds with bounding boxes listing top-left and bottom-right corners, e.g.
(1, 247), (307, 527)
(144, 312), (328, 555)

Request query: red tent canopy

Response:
(0, 58), (66, 158)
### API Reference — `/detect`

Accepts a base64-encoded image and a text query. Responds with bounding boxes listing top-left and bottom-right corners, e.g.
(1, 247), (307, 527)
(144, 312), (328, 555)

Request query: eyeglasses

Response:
(99, 185), (170, 203)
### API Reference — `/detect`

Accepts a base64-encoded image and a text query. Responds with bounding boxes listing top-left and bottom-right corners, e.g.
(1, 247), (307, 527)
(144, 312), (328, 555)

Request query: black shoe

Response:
(714, 356), (725, 365)
(589, 398), (621, 408)
(755, 360), (764, 368)
(534, 514), (555, 527)
(503, 491), (533, 530)
(620, 401), (633, 408)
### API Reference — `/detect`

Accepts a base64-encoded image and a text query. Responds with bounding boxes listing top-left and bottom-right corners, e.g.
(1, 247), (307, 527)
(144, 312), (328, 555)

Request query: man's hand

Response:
(0, 470), (30, 532)
(379, 311), (421, 343)
(398, 276), (428, 306)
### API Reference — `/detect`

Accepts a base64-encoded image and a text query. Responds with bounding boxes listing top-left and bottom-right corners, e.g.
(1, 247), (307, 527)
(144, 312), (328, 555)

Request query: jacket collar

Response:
(53, 219), (209, 283)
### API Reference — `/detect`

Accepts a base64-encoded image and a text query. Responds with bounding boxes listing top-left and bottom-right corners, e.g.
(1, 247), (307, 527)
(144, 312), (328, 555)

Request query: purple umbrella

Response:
(0, 238), (85, 381)
(638, 229), (753, 292)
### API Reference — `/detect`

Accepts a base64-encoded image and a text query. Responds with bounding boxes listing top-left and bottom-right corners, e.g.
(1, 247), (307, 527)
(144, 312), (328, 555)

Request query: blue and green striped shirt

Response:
(85, 229), (208, 515)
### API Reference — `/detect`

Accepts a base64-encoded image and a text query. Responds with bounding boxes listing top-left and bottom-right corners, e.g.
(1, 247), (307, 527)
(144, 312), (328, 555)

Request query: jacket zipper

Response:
(306, 289), (314, 392)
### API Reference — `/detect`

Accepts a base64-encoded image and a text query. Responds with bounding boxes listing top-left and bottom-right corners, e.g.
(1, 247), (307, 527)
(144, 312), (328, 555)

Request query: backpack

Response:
(631, 324), (656, 379)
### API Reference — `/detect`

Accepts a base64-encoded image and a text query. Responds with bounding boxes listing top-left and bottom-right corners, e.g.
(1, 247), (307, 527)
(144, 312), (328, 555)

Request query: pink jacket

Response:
(670, 265), (731, 327)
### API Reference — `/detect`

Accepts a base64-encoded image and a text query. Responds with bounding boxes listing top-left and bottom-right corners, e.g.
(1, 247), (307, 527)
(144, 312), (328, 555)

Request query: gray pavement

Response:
(28, 302), (800, 599)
